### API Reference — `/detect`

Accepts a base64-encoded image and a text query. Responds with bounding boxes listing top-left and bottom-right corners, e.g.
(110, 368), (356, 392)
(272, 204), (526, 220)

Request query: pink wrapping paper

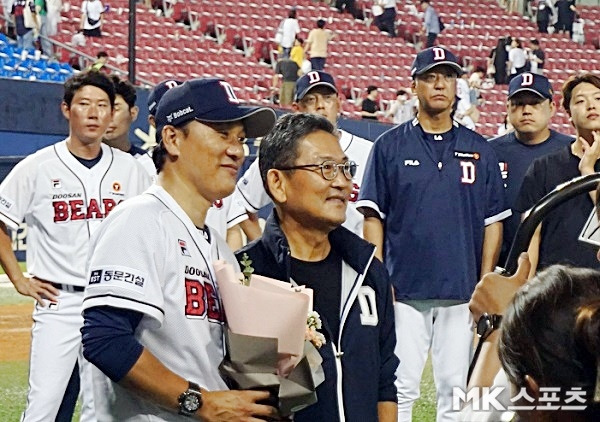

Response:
(213, 260), (312, 365)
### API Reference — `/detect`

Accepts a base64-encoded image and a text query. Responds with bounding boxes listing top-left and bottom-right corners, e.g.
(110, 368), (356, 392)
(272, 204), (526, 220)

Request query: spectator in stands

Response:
(88, 50), (109, 72)
(468, 67), (486, 105)
(528, 38), (545, 74)
(277, 8), (300, 59)
(497, 114), (513, 136)
(386, 89), (416, 125)
(34, 0), (52, 57)
(535, 0), (553, 33)
(290, 37), (305, 71)
(507, 38), (527, 81)
(456, 71), (478, 130)
(375, 0), (397, 38)
(420, 0), (439, 47)
(305, 19), (335, 71)
(335, 0), (361, 20)
(554, 0), (576, 38)
(489, 36), (511, 85)
(81, 0), (104, 37)
(489, 73), (573, 266)
(10, 0), (37, 50)
(361, 85), (381, 120)
(271, 56), (300, 107)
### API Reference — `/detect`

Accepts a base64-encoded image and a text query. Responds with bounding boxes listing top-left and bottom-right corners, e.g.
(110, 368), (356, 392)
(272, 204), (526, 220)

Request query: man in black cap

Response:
(490, 72), (572, 266)
(357, 47), (509, 421)
(146, 78), (249, 250)
(81, 78), (278, 420)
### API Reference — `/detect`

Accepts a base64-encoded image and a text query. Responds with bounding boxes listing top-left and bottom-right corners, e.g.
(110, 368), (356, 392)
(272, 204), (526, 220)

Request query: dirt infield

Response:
(0, 303), (33, 362)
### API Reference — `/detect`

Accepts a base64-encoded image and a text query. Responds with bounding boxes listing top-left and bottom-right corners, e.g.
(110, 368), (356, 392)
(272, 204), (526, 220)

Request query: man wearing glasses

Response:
(234, 70), (373, 238)
(237, 113), (398, 422)
(357, 47), (509, 421)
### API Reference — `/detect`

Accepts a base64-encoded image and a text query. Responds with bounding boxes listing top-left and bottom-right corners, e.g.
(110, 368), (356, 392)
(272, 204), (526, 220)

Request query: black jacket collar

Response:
(260, 210), (376, 281)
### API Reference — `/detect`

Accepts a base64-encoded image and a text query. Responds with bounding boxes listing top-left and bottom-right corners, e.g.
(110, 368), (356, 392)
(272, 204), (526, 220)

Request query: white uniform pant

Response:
(21, 289), (96, 422)
(394, 302), (473, 422)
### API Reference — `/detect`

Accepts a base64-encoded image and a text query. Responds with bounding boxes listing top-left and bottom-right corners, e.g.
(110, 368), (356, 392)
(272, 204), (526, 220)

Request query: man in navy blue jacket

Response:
(236, 113), (398, 422)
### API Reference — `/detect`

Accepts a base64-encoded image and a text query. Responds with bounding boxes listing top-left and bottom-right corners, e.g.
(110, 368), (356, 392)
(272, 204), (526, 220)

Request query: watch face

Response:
(477, 315), (492, 337)
(183, 394), (200, 412)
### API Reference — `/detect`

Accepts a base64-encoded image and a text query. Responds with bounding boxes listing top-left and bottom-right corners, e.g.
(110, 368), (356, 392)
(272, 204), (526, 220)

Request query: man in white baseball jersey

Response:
(234, 70), (373, 237)
(0, 71), (151, 421)
(103, 74), (156, 177)
(148, 79), (248, 250)
(81, 78), (279, 420)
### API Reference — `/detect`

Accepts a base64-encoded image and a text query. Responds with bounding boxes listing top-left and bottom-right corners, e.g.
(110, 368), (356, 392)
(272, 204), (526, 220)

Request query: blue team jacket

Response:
(236, 211), (398, 422)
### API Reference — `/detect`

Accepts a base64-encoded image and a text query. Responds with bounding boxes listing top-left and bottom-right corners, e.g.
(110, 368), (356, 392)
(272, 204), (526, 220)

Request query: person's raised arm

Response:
(468, 252), (531, 389)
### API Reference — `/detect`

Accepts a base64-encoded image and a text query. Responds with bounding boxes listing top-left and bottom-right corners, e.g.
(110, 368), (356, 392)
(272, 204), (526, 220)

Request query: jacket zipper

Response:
(334, 248), (376, 421)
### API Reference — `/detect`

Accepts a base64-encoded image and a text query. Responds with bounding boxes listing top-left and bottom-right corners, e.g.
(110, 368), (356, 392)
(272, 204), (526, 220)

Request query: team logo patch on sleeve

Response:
(0, 194), (14, 211)
(88, 266), (146, 290)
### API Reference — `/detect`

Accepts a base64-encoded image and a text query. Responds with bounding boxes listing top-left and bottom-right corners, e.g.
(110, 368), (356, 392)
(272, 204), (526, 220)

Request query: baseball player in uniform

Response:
(489, 73), (572, 265)
(81, 78), (278, 420)
(0, 71), (151, 421)
(103, 74), (156, 177)
(234, 70), (373, 237)
(357, 47), (509, 422)
(147, 79), (248, 248)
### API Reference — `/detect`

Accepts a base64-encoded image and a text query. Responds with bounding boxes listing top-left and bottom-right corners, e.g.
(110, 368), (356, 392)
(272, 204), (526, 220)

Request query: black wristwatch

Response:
(178, 381), (202, 417)
(476, 312), (503, 341)
(468, 313), (503, 384)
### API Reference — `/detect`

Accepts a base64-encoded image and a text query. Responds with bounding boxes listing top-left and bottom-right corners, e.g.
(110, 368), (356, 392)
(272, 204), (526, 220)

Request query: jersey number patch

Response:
(459, 161), (476, 184)
(185, 278), (224, 322)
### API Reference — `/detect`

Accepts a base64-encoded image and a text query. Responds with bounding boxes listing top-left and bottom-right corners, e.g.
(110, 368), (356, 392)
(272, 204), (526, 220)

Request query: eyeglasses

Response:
(276, 160), (357, 181)
(418, 73), (458, 84)
(300, 93), (338, 107)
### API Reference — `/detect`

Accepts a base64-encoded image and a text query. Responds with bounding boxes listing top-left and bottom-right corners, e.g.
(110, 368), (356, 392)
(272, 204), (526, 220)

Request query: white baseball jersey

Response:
(234, 130), (372, 236)
(131, 147), (248, 239)
(205, 194), (249, 239)
(131, 149), (157, 180)
(0, 140), (151, 287)
(83, 184), (239, 420)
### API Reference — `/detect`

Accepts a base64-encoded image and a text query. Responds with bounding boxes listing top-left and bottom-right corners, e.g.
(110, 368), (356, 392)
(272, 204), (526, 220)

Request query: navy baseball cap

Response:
(411, 47), (463, 78)
(155, 78), (277, 139)
(508, 73), (553, 100)
(148, 79), (183, 116)
(294, 70), (338, 102)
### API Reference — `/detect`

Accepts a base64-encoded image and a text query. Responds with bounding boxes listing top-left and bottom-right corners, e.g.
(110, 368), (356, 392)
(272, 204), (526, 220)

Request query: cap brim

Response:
(294, 82), (338, 102)
(413, 62), (463, 78)
(199, 106), (277, 138)
(508, 88), (549, 100)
